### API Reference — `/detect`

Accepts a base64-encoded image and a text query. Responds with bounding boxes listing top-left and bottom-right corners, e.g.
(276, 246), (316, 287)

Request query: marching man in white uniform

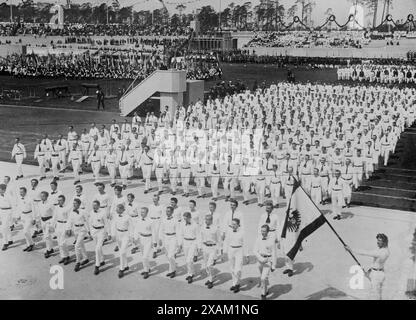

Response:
(135, 207), (153, 279)
(200, 214), (220, 289)
(89, 200), (108, 275)
(0, 184), (14, 251)
(66, 198), (90, 272)
(11, 137), (26, 180)
(17, 187), (35, 252)
(254, 224), (277, 300)
(328, 169), (345, 220)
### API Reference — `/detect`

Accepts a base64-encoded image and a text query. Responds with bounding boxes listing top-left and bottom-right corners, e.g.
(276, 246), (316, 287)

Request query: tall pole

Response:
(373, 0), (379, 28)
(218, 0), (221, 31)
(10, 0), (13, 23)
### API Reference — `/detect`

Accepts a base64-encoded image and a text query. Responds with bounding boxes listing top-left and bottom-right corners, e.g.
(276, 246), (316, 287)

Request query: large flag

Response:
(281, 179), (326, 260)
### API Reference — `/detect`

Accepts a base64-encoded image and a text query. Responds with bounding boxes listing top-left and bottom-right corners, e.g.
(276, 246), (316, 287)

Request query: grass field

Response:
(0, 64), (338, 163)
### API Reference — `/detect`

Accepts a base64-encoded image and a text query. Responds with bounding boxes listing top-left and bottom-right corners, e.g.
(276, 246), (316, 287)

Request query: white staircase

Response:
(119, 69), (186, 117)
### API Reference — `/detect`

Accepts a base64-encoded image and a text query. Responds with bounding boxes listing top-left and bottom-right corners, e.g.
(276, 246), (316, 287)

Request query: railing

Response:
(121, 69), (157, 99)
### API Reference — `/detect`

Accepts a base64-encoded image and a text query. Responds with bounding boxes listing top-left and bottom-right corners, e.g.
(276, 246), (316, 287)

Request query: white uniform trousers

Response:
(116, 229), (130, 270)
(37, 156), (46, 177)
(353, 166), (363, 189)
(71, 159), (81, 181)
(180, 168), (191, 194)
(15, 154), (24, 177)
(0, 209), (13, 246)
(119, 164), (129, 186)
(21, 211), (34, 246)
(240, 176), (252, 201)
(196, 176), (206, 196)
(142, 164), (152, 190)
(91, 160), (101, 182)
(51, 155), (60, 177)
(150, 217), (161, 252)
(139, 233), (153, 272)
(256, 178), (266, 204)
(342, 179), (353, 204)
(74, 227), (88, 263)
(169, 168), (179, 192)
(163, 234), (177, 273)
(210, 175), (220, 198)
(183, 238), (197, 276)
(91, 226), (105, 267)
(107, 163), (116, 184)
(228, 246), (243, 286)
(223, 176), (237, 198)
(311, 185), (322, 204)
(202, 243), (217, 282)
(270, 181), (281, 205)
(40, 216), (54, 251)
(331, 190), (344, 216)
(55, 221), (69, 258)
(155, 167), (164, 192)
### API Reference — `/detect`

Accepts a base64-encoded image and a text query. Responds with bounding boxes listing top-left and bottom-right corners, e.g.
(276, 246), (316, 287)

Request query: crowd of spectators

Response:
(0, 51), (167, 80)
(219, 50), (415, 69)
(0, 22), (192, 37)
(245, 31), (369, 49)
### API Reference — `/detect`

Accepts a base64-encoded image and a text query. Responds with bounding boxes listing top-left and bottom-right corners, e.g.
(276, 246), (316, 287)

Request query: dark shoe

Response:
(81, 259), (89, 266)
(74, 180), (80, 185)
(110, 183), (116, 187)
(114, 246), (119, 252)
(169, 271), (176, 278)
(44, 251), (50, 259)
(26, 244), (34, 252)
(144, 190), (148, 194)
(64, 257), (70, 265)
(58, 258), (66, 264)
(124, 266), (129, 272)
(230, 285), (236, 291)
(196, 195), (202, 198)
(100, 261), (105, 267)
(131, 247), (138, 254)
(283, 269), (290, 274)
(233, 284), (240, 293)
(207, 281), (213, 289)
(143, 272), (149, 279)
(10, 225), (14, 231)
(74, 263), (81, 272)
(39, 176), (46, 181)
(153, 251), (157, 259)
(261, 294), (267, 300)
(166, 272), (173, 277)
(7, 241), (13, 246)
(2, 244), (8, 251)
(94, 266), (100, 275)
(193, 256), (198, 263)
(122, 185), (127, 190)
(287, 270), (294, 277)
(23, 246), (29, 252)
(187, 275), (193, 284)
(118, 270), (124, 278)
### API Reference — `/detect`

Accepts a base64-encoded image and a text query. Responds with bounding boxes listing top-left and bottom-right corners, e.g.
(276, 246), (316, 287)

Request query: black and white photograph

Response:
(0, 0), (415, 303)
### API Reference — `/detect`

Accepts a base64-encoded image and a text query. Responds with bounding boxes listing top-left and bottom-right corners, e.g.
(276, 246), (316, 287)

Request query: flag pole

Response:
(288, 178), (364, 269)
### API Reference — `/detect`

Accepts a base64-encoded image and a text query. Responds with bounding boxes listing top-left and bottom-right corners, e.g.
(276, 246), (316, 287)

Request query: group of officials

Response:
(3, 80), (410, 299)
